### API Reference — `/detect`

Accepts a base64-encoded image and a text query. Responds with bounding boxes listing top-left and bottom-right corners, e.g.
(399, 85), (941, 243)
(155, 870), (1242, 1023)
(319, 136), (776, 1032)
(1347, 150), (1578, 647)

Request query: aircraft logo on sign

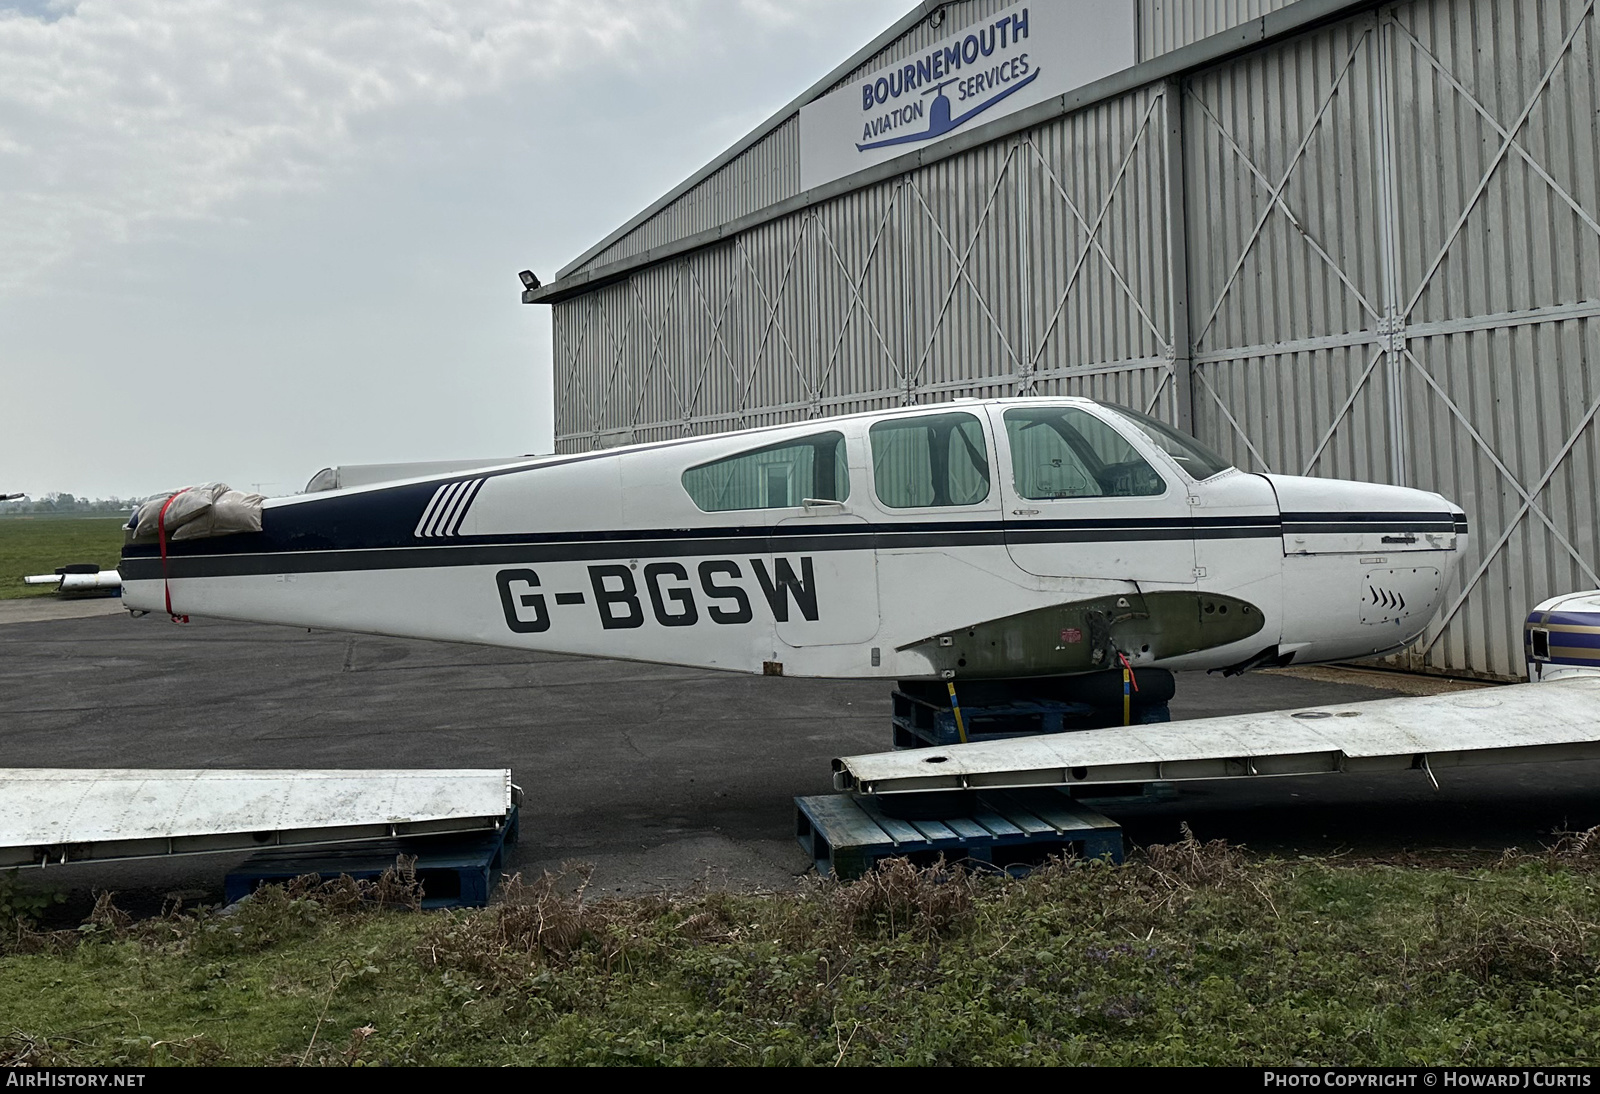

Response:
(799, 2), (1136, 192)
(855, 10), (1039, 152)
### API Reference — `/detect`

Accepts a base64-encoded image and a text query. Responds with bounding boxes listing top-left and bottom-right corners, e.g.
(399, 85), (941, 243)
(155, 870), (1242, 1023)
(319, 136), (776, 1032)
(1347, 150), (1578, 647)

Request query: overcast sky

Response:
(0, 0), (908, 499)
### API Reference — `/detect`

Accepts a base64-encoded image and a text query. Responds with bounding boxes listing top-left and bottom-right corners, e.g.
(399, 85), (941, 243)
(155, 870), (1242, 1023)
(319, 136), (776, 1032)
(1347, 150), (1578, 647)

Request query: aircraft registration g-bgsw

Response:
(119, 398), (1468, 686)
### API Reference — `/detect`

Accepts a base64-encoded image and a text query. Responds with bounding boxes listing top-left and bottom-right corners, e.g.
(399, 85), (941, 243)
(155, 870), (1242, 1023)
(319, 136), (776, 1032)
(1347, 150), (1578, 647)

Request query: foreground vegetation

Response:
(0, 516), (126, 599)
(4, 835), (1600, 1066)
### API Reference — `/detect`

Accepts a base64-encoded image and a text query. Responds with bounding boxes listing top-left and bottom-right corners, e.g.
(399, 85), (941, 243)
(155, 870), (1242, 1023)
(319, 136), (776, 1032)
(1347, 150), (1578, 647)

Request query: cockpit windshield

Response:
(1104, 404), (1235, 482)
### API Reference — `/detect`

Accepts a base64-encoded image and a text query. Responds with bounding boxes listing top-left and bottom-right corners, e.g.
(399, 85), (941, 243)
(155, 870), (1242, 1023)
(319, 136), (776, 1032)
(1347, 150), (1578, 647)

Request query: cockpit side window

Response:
(1003, 407), (1167, 499)
(681, 431), (849, 513)
(869, 412), (991, 509)
(1107, 404), (1235, 481)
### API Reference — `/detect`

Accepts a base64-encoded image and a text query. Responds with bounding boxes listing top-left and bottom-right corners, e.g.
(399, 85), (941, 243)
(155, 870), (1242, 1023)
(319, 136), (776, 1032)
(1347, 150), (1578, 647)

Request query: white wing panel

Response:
(835, 678), (1600, 793)
(0, 769), (511, 850)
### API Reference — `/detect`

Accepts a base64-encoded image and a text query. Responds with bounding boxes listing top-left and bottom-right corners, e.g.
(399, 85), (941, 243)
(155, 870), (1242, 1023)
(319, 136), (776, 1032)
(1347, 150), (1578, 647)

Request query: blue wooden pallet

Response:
(225, 807), (519, 909)
(891, 690), (1170, 749)
(795, 791), (1122, 880)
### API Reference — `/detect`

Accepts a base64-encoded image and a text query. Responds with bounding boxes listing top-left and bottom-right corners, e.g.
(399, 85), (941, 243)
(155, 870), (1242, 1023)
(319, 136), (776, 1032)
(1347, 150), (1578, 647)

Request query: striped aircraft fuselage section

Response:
(120, 398), (1470, 680)
(1527, 592), (1600, 681)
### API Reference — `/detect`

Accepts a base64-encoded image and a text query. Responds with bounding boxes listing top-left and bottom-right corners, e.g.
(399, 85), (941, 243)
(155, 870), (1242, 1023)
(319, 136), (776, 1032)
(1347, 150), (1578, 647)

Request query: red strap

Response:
(158, 489), (190, 624)
(1117, 651), (1139, 692)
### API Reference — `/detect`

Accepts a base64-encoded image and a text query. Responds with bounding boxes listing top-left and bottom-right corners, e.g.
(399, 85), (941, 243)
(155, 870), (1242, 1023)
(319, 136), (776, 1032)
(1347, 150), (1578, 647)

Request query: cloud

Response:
(0, 0), (912, 497)
(0, 0), (700, 290)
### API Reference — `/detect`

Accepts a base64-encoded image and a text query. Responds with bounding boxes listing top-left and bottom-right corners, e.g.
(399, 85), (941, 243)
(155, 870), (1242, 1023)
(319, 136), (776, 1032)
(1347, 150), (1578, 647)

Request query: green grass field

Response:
(0, 516), (128, 599)
(6, 836), (1600, 1067)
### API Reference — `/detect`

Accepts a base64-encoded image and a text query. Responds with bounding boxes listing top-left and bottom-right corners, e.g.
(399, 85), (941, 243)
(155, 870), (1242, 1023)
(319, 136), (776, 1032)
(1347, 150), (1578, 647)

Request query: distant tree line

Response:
(0, 493), (141, 517)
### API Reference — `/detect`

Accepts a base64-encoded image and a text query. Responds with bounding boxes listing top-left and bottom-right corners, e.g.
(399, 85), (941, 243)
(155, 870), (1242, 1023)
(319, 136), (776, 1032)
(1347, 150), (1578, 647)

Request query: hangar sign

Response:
(799, 2), (1136, 191)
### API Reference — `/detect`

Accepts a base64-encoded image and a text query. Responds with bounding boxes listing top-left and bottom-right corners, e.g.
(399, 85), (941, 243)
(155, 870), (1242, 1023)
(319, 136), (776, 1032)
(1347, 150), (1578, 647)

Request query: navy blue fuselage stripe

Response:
(119, 510), (1457, 581)
(1540, 631), (1600, 650)
(1280, 511), (1459, 535)
(121, 509), (1452, 560)
(124, 514), (1275, 560)
(121, 522), (1239, 579)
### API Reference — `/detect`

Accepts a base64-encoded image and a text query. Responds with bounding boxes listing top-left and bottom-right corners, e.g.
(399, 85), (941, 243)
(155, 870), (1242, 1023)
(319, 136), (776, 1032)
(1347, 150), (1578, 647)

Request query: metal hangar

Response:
(525, 0), (1600, 682)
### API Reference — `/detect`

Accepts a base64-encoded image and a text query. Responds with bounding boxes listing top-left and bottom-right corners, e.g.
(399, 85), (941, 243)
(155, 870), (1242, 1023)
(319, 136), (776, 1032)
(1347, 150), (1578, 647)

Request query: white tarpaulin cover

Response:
(130, 483), (264, 543)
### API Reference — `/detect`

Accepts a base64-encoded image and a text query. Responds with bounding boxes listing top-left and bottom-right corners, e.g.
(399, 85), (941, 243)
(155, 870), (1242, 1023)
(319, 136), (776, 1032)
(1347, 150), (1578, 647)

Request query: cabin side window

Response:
(681, 432), (849, 513)
(1003, 407), (1167, 499)
(869, 412), (991, 509)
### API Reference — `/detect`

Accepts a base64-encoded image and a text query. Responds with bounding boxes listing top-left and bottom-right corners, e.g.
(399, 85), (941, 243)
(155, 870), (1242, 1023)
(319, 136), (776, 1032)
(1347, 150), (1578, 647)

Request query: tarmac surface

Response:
(3, 601), (1598, 906)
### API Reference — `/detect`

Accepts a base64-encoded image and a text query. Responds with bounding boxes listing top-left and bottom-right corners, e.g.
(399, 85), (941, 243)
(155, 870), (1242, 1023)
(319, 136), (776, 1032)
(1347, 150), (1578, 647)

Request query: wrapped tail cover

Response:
(128, 483), (265, 544)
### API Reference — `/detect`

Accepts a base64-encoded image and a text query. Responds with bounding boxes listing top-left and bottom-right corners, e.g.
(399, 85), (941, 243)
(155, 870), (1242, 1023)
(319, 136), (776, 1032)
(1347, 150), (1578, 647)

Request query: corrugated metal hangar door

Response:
(550, 82), (1184, 445)
(1186, 0), (1600, 679)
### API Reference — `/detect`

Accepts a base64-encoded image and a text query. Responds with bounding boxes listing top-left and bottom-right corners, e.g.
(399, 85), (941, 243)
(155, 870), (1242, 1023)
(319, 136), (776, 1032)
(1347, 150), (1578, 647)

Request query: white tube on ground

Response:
(59, 572), (122, 591)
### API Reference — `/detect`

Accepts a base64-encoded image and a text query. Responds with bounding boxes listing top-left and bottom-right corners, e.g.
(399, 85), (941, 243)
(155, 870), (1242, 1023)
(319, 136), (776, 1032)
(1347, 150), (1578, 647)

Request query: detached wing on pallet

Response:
(833, 677), (1600, 795)
(0, 769), (514, 867)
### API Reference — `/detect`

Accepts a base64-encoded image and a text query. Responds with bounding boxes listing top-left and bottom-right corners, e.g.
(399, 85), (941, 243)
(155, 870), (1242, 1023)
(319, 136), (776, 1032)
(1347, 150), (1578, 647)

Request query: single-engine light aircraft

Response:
(120, 398), (1467, 695)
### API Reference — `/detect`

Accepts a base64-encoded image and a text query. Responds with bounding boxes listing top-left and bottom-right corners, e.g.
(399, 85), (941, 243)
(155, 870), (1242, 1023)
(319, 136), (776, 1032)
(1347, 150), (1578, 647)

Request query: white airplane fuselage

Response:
(120, 398), (1468, 681)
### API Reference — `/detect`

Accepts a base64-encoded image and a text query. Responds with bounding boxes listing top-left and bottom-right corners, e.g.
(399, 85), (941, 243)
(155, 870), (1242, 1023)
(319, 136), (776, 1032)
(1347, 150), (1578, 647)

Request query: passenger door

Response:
(862, 408), (1007, 643)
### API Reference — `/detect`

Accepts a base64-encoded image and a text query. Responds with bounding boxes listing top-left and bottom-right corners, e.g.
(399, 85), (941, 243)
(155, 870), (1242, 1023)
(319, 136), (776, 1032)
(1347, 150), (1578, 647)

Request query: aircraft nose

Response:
(1265, 474), (1466, 665)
